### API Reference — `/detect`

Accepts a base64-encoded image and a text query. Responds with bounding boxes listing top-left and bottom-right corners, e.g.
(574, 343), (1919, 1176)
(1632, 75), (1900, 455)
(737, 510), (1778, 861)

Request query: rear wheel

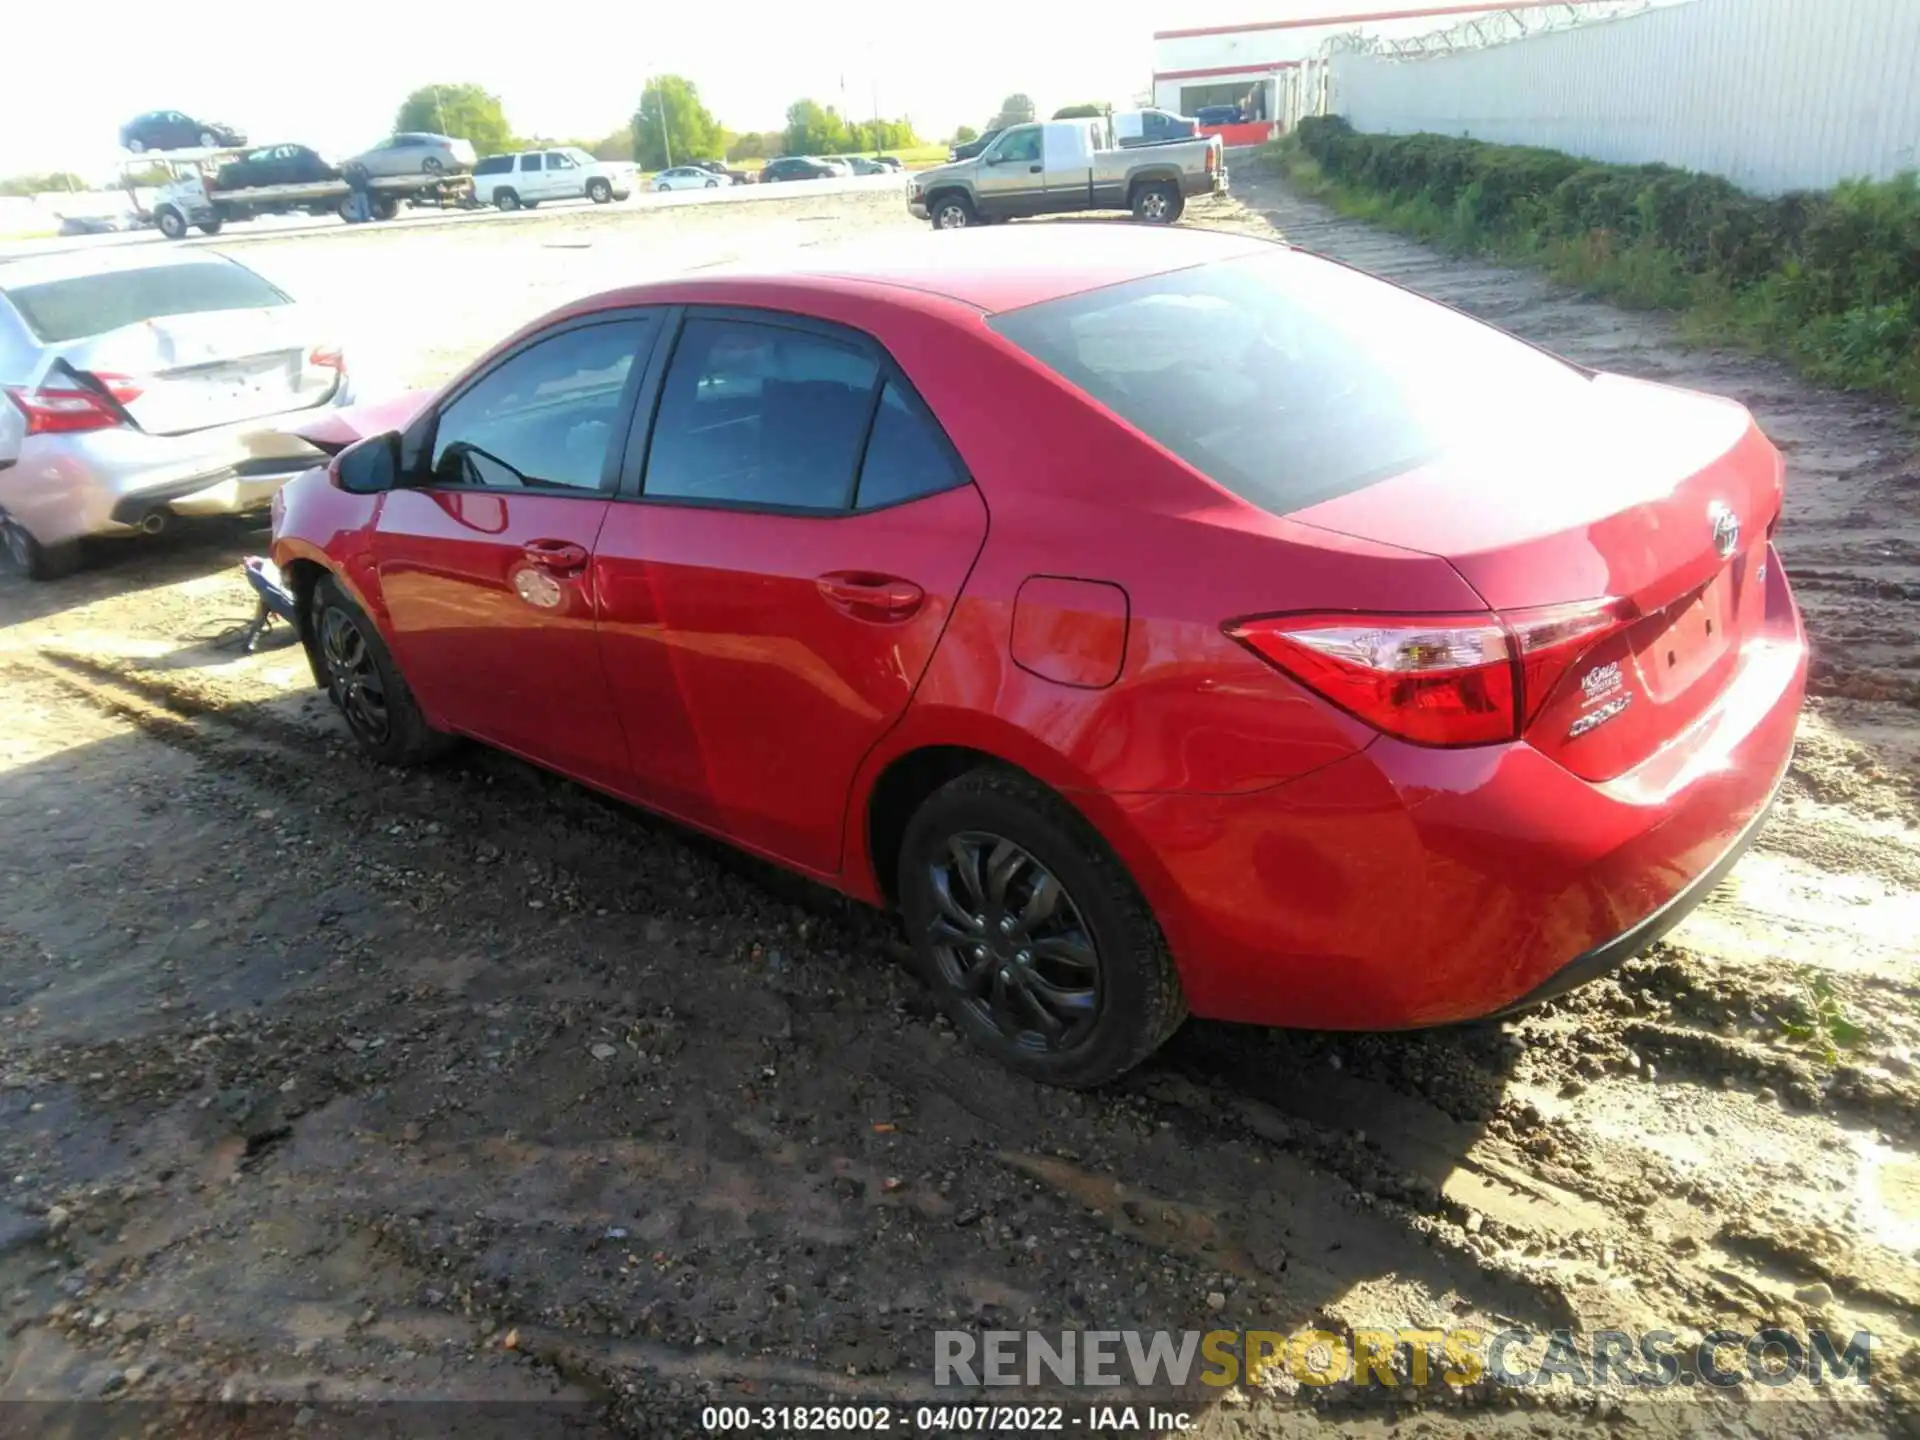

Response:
(587, 177), (613, 203)
(371, 195), (399, 221)
(704, 178), (718, 188)
(195, 218), (223, 235)
(198, 131), (217, 148)
(1131, 181), (1180, 223)
(2, 519), (82, 582)
(898, 769), (1186, 1087)
(311, 576), (448, 766)
(494, 187), (520, 211)
(128, 138), (147, 154)
(422, 155), (444, 174)
(929, 193), (975, 230)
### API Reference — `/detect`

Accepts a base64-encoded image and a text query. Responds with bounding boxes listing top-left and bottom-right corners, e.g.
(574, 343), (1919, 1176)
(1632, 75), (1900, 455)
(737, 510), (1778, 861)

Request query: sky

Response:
(0, 0), (1251, 180)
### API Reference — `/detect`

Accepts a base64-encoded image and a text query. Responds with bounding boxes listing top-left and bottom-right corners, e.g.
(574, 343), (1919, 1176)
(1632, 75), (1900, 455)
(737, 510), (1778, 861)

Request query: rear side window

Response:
(989, 248), (1592, 514)
(4, 262), (288, 344)
(644, 318), (879, 510)
(520, 154), (541, 172)
(474, 155), (509, 176)
(855, 383), (962, 510)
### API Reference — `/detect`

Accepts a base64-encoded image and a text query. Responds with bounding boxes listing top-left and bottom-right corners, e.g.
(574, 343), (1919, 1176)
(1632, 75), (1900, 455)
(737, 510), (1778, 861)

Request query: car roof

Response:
(0, 246), (248, 290)
(693, 224), (1277, 315)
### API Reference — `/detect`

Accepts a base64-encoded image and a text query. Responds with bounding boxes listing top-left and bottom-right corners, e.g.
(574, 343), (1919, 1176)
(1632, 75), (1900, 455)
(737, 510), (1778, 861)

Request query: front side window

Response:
(992, 127), (1041, 163)
(428, 319), (653, 493)
(643, 318), (879, 510)
(546, 152), (577, 171)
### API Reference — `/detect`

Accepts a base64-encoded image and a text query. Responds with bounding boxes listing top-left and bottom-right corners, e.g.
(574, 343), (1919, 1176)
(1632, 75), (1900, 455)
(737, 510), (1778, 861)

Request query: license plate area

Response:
(1631, 563), (1737, 701)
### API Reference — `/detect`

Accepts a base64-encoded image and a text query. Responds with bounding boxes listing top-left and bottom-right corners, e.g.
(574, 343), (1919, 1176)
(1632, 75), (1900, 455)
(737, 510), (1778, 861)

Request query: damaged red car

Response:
(269, 225), (1806, 1086)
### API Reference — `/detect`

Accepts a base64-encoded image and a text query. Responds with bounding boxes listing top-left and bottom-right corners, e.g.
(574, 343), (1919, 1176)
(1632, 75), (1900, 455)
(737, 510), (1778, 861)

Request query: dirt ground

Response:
(1, 177), (1917, 1438)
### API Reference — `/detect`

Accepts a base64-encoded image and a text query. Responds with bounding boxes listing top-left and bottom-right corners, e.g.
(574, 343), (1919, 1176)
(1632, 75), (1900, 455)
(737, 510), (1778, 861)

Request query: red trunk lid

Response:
(1290, 375), (1787, 779)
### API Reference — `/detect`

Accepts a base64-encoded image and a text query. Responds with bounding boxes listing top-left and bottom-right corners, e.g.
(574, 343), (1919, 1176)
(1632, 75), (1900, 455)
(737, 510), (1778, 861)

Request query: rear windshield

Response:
(4, 262), (288, 344)
(989, 247), (1592, 514)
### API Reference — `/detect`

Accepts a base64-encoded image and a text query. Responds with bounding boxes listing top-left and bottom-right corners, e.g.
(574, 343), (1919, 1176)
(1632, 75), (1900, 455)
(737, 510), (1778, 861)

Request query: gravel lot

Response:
(0, 177), (1916, 1437)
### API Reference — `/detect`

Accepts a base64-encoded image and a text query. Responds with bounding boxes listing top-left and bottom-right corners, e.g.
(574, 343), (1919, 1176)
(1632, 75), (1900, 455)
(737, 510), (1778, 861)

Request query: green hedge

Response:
(1287, 116), (1920, 402)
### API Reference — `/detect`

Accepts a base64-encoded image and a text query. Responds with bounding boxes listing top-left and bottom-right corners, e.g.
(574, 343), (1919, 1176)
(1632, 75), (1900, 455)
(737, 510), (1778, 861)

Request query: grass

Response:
(1267, 126), (1920, 410)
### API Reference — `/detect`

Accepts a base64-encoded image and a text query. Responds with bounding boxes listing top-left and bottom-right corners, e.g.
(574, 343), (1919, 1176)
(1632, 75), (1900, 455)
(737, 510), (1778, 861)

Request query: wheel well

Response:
(283, 559), (329, 686)
(865, 745), (1013, 906)
(925, 187), (970, 214)
(1126, 173), (1178, 202)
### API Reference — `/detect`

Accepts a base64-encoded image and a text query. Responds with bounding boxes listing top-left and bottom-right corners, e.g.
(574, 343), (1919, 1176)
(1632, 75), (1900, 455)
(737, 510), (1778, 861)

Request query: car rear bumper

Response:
(1107, 548), (1807, 1029)
(0, 389), (347, 545)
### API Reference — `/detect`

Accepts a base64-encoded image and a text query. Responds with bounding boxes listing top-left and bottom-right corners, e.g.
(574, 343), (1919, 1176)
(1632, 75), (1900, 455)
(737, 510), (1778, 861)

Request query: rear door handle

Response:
(817, 571), (925, 622)
(522, 538), (589, 574)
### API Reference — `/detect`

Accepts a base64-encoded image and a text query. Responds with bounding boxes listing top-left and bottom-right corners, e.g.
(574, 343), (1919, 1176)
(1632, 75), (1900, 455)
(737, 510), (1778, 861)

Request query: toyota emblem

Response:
(1709, 503), (1740, 559)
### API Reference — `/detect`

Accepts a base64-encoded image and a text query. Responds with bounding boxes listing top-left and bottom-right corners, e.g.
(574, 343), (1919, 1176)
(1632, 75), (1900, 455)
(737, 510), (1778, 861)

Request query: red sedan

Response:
(271, 225), (1806, 1086)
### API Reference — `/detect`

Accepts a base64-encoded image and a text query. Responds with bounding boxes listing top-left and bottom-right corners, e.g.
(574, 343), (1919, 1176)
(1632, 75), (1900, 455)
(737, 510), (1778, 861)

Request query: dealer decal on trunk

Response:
(1569, 660), (1632, 738)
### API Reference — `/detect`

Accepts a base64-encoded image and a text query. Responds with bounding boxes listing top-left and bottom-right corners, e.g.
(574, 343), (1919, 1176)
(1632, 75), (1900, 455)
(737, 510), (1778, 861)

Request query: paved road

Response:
(0, 171), (911, 262)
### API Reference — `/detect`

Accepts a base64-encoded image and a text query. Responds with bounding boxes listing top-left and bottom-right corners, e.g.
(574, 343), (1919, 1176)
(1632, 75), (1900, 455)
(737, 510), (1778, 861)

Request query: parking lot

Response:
(1, 175), (1917, 1435)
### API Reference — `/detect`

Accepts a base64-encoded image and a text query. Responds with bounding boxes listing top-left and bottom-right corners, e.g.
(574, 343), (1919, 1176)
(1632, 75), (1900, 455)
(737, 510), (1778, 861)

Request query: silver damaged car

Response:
(0, 248), (351, 579)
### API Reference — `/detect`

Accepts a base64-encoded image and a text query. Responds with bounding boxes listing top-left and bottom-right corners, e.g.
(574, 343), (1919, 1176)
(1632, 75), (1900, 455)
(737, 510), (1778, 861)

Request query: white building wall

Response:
(1330, 0), (1920, 194)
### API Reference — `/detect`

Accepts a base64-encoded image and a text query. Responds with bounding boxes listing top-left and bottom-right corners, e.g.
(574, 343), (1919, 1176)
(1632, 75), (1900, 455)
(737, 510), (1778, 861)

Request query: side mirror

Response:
(983, 153), (1001, 166)
(335, 431), (401, 494)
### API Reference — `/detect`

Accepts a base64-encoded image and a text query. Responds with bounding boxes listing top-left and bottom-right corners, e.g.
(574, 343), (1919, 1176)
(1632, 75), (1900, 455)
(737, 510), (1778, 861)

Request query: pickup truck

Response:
(908, 120), (1225, 229)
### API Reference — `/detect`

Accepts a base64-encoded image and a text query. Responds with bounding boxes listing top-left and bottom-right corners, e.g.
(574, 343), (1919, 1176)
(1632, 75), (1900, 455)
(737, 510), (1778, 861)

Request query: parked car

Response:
(0, 249), (351, 580)
(119, 111), (246, 153)
(688, 159), (750, 185)
(470, 148), (634, 210)
(652, 166), (725, 191)
(910, 120), (1224, 227)
(948, 129), (1002, 162)
(339, 132), (477, 179)
(215, 144), (337, 190)
(267, 225), (1805, 1087)
(872, 155), (904, 171)
(832, 155), (888, 175)
(1193, 105), (1246, 127)
(759, 156), (838, 182)
(1112, 108), (1200, 147)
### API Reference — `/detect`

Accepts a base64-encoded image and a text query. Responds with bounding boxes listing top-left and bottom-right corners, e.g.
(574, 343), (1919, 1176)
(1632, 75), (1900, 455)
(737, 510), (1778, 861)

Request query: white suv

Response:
(470, 148), (635, 211)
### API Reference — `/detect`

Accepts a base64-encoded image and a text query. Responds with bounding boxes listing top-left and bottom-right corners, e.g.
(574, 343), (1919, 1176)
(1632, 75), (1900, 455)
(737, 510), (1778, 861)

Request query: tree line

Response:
(392, 78), (921, 170)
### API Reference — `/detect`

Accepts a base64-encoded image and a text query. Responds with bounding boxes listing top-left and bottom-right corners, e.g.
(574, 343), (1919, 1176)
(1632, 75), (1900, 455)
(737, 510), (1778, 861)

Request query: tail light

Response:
(1205, 144), (1218, 174)
(3, 373), (142, 437)
(308, 345), (346, 374)
(1229, 599), (1631, 748)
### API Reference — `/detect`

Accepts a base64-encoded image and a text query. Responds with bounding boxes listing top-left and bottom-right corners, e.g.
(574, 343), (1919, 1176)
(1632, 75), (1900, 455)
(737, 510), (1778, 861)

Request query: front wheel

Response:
(422, 156), (444, 174)
(928, 194), (975, 230)
(587, 178), (612, 203)
(311, 576), (448, 766)
(154, 206), (188, 240)
(704, 178), (718, 188)
(1131, 181), (1180, 224)
(128, 138), (147, 154)
(898, 769), (1186, 1087)
(199, 131), (217, 148)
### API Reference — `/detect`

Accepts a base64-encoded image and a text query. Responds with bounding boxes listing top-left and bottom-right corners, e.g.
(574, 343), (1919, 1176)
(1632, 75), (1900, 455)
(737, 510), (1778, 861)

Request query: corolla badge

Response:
(1568, 693), (1632, 739)
(1710, 502), (1741, 559)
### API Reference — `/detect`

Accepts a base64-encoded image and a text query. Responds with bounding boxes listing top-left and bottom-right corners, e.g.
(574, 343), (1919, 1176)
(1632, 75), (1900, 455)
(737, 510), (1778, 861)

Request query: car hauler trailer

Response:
(123, 151), (475, 239)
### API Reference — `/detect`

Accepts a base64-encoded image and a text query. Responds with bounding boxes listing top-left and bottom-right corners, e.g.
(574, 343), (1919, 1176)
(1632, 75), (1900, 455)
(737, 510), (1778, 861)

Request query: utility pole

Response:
(870, 43), (880, 155)
(433, 84), (448, 136)
(656, 80), (673, 168)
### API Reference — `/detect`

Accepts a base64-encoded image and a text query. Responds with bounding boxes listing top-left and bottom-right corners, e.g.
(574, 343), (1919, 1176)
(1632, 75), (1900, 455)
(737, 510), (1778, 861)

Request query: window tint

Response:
(855, 383), (961, 509)
(519, 154), (541, 172)
(429, 320), (652, 493)
(546, 152), (576, 170)
(644, 318), (878, 510)
(990, 248), (1591, 515)
(5, 260), (288, 344)
(474, 155), (509, 176)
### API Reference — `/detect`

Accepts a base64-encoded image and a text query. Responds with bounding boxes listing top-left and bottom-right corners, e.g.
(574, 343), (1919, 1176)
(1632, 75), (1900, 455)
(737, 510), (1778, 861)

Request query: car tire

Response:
(1131, 181), (1180, 224)
(898, 768), (1187, 1088)
(423, 156), (444, 174)
(929, 193), (975, 230)
(1, 519), (82, 582)
(154, 206), (188, 240)
(199, 131), (217, 148)
(128, 138), (146, 154)
(655, 181), (671, 192)
(371, 196), (399, 221)
(494, 187), (520, 211)
(195, 219), (223, 235)
(704, 178), (718, 188)
(588, 178), (612, 203)
(311, 576), (449, 767)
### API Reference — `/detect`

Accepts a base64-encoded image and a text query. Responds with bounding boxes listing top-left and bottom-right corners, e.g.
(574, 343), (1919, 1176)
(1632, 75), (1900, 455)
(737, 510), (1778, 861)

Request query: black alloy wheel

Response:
(318, 604), (390, 748)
